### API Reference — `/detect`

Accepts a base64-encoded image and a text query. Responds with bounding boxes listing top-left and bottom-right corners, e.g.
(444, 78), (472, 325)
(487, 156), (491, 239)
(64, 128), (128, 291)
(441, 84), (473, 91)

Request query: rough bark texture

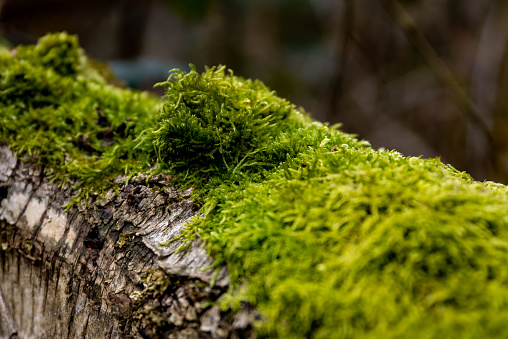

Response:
(0, 143), (257, 338)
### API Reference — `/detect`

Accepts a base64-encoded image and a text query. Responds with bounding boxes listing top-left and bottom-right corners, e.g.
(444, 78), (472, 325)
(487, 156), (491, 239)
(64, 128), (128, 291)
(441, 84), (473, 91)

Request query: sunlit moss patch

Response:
(188, 148), (508, 338)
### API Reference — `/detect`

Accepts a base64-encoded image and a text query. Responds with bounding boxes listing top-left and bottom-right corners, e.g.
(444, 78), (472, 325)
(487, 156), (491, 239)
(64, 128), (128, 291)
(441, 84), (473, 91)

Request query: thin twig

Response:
(381, 0), (494, 148)
(328, 0), (354, 121)
(471, 1), (508, 119)
(0, 282), (18, 339)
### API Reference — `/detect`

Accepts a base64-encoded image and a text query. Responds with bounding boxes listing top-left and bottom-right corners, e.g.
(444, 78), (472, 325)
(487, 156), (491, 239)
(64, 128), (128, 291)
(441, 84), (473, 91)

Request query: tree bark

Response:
(0, 143), (256, 338)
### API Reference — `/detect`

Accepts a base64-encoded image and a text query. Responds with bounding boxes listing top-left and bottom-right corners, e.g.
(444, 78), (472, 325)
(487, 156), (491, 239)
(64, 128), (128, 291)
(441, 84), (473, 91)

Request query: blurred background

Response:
(1, 0), (508, 183)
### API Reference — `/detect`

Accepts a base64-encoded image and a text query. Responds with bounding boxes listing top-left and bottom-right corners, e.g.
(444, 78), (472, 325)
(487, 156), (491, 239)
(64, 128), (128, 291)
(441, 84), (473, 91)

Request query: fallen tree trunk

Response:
(0, 143), (255, 338)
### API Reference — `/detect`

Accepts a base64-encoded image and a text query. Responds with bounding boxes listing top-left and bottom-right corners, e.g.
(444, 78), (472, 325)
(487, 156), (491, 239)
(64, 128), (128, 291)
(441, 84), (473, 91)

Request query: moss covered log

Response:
(3, 33), (508, 338)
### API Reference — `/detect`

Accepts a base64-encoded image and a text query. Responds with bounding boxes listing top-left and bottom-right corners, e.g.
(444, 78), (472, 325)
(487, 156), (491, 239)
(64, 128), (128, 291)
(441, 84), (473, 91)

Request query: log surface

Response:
(0, 143), (255, 338)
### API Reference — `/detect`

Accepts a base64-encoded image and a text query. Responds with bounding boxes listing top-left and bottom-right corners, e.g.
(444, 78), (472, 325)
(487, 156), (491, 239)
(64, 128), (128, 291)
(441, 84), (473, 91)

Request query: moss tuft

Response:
(153, 64), (357, 193)
(154, 65), (294, 182)
(29, 32), (83, 76)
(0, 32), (158, 202)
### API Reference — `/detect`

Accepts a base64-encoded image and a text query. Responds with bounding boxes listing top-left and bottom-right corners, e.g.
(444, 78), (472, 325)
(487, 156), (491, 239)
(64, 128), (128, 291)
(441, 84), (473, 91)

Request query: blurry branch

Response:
(328, 0), (354, 121)
(381, 0), (494, 148)
(472, 1), (508, 121)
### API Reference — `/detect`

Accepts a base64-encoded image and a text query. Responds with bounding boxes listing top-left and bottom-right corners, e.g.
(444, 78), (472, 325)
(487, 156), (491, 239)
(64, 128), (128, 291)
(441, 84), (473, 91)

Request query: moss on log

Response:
(2, 33), (508, 338)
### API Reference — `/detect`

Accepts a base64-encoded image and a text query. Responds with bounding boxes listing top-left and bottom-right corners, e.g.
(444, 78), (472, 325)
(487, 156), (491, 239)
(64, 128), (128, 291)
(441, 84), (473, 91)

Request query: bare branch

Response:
(381, 0), (494, 148)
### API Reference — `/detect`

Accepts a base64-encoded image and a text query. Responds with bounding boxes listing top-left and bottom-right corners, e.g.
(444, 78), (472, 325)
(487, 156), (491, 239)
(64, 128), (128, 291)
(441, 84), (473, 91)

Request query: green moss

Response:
(154, 65), (289, 169)
(155, 64), (508, 338)
(0, 32), (158, 202)
(117, 232), (135, 249)
(4, 33), (508, 338)
(153, 64), (354, 195)
(191, 149), (508, 338)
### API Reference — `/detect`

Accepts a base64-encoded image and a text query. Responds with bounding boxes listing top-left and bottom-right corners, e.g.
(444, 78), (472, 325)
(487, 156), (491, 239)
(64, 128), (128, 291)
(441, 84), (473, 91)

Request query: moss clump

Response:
(4, 33), (508, 338)
(29, 32), (83, 76)
(154, 65), (291, 173)
(153, 65), (328, 193)
(190, 149), (508, 338)
(155, 66), (508, 338)
(153, 65), (354, 193)
(0, 32), (158, 201)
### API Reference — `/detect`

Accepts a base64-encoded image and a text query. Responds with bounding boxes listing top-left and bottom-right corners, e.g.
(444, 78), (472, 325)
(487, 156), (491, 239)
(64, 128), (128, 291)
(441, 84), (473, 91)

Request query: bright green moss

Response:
(190, 148), (508, 338)
(0, 33), (158, 202)
(155, 63), (508, 338)
(154, 65), (291, 170)
(23, 32), (83, 76)
(153, 64), (356, 194)
(155, 65), (303, 187)
(4, 33), (508, 338)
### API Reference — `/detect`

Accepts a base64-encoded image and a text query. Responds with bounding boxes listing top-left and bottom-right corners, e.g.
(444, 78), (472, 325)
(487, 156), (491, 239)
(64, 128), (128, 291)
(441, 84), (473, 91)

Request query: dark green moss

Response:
(4, 33), (508, 339)
(154, 65), (295, 182)
(153, 64), (355, 195)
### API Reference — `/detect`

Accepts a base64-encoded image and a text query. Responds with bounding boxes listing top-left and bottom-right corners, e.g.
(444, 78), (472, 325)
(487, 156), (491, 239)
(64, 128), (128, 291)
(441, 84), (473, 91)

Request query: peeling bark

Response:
(0, 143), (256, 338)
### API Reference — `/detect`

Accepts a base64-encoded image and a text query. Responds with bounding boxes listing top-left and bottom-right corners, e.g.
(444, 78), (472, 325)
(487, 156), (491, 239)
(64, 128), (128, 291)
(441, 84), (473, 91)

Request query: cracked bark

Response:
(0, 143), (257, 339)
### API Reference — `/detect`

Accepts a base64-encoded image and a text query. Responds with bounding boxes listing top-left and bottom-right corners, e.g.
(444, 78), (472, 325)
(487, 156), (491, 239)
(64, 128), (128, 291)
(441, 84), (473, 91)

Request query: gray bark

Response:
(0, 143), (256, 338)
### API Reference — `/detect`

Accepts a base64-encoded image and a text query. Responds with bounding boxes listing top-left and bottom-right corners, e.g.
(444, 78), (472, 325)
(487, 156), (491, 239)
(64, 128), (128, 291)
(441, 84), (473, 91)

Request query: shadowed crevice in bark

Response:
(0, 186), (8, 203)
